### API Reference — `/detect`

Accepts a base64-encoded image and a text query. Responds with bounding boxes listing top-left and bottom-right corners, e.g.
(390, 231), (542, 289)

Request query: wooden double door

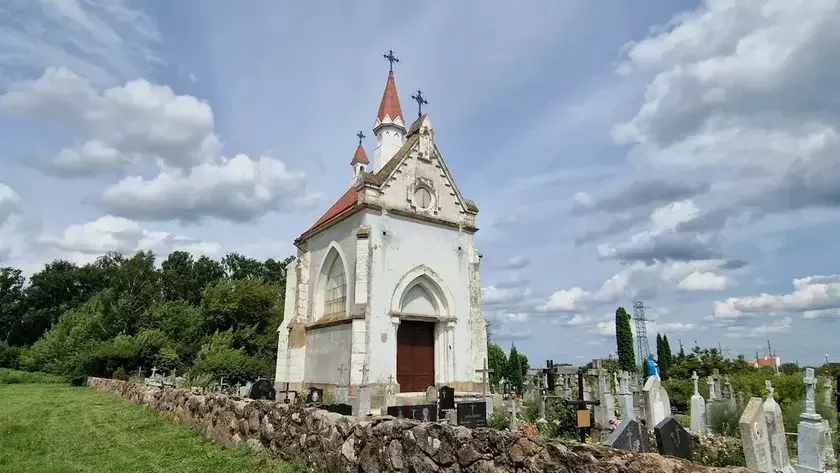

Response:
(396, 321), (435, 393)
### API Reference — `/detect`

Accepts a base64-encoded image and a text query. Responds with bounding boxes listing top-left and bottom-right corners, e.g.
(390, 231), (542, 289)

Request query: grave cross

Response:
(475, 358), (493, 396)
(410, 89), (428, 118)
(388, 374), (394, 384)
(360, 363), (370, 386)
(151, 366), (158, 378)
(804, 367), (816, 415)
(383, 49), (399, 72)
(563, 369), (601, 443)
(765, 379), (774, 400)
(137, 366), (143, 378)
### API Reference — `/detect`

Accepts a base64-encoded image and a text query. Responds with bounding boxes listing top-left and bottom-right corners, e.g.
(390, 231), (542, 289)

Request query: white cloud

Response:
(499, 255), (531, 270)
(591, 319), (615, 337)
(482, 285), (532, 308)
(0, 0), (162, 87)
(39, 215), (220, 261)
(0, 184), (22, 226)
(713, 274), (840, 320)
(0, 68), (221, 175)
(615, 0), (840, 221)
(655, 322), (696, 333)
(724, 317), (793, 339)
(99, 154), (309, 223)
(536, 287), (589, 312)
(552, 314), (591, 327)
(677, 271), (729, 292)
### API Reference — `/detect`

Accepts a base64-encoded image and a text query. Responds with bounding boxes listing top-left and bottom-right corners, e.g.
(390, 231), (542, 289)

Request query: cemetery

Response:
(0, 8), (838, 471)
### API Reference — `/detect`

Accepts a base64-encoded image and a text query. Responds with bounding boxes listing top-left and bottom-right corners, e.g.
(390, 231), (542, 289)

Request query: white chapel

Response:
(274, 59), (488, 407)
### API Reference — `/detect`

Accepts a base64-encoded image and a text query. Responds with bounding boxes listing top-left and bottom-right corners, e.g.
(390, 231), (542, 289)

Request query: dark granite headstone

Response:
(438, 386), (455, 410)
(306, 387), (324, 405)
(247, 379), (276, 400)
(321, 403), (352, 416)
(654, 416), (693, 460)
(456, 401), (487, 428)
(605, 419), (649, 453)
(386, 404), (438, 422)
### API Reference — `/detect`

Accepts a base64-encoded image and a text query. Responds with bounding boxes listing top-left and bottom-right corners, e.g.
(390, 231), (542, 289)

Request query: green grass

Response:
(0, 368), (66, 384)
(0, 383), (308, 473)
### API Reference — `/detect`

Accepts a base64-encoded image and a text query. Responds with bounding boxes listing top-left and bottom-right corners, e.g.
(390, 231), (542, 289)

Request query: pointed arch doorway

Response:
(394, 276), (448, 392)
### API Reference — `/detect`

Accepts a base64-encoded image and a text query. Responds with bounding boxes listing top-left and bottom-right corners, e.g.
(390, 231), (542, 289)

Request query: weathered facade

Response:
(274, 67), (488, 403)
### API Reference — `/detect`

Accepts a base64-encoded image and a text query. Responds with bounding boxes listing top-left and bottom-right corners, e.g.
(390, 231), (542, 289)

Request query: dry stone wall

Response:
(87, 378), (751, 473)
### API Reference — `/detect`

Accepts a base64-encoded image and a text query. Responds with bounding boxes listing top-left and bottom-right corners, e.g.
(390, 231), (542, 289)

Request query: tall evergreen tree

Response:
(615, 307), (636, 372)
(507, 346), (525, 394)
(661, 334), (673, 379)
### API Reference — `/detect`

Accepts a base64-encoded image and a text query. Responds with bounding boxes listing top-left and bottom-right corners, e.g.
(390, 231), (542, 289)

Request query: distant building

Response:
(754, 355), (780, 369)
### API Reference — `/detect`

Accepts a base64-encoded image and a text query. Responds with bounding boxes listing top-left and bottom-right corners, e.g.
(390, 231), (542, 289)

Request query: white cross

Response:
(151, 366), (158, 378)
(475, 358), (493, 396)
(804, 367), (816, 414)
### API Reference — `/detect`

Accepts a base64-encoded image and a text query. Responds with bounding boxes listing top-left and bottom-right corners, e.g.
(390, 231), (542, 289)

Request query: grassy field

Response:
(0, 383), (307, 473)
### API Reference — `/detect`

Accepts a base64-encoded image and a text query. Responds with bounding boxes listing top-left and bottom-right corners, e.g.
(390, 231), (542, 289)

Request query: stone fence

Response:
(87, 378), (751, 473)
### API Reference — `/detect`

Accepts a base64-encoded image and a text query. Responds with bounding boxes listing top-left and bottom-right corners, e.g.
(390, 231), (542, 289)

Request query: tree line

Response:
(0, 251), (293, 383)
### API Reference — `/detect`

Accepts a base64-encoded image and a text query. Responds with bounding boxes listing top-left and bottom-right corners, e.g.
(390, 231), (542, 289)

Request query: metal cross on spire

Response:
(356, 130), (365, 145)
(410, 89), (428, 118)
(383, 50), (399, 72)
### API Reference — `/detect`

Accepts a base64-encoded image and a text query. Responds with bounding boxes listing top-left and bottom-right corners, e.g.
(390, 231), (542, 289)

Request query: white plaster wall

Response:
(303, 324), (352, 384)
(364, 210), (479, 385)
(304, 212), (364, 321)
(275, 257), (298, 384)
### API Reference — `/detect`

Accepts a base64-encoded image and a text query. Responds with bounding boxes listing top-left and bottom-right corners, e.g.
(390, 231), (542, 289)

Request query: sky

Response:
(1, 0), (839, 367)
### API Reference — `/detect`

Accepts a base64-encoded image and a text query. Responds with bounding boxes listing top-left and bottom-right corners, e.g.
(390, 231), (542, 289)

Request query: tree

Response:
(507, 346), (525, 394)
(656, 334), (673, 379)
(615, 307), (635, 372)
(0, 267), (25, 342)
(487, 342), (506, 388)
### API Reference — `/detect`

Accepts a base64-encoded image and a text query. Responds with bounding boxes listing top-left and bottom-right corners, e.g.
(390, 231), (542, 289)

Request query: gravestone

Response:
(322, 404), (353, 416)
(248, 379), (276, 400)
(456, 401), (487, 428)
(762, 380), (794, 473)
(438, 386), (455, 411)
(387, 404), (438, 422)
(617, 371), (634, 420)
(425, 386), (438, 403)
(739, 397), (773, 473)
(354, 364), (372, 417)
(690, 371), (706, 433)
(593, 369), (615, 429)
(654, 416), (693, 460)
(335, 364), (349, 405)
(605, 418), (649, 453)
(643, 375), (671, 430)
(306, 386), (324, 404)
(824, 377), (833, 408)
(707, 376), (717, 401)
(797, 368), (832, 473)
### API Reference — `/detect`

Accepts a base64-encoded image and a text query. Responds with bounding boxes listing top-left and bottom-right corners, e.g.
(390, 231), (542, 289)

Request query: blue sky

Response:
(2, 0), (839, 366)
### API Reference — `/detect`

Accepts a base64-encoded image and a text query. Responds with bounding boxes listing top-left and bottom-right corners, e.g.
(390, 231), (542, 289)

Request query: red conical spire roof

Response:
(376, 71), (403, 122)
(350, 143), (369, 165)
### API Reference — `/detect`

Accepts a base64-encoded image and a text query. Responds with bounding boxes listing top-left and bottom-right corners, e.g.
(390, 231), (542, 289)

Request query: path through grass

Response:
(0, 383), (307, 473)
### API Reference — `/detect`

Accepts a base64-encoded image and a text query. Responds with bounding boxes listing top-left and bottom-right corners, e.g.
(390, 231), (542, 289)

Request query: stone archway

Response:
(390, 266), (456, 391)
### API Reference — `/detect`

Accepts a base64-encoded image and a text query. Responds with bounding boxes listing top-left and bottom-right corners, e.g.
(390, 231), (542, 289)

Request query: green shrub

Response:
(693, 432), (746, 467)
(489, 406), (510, 430)
(0, 368), (66, 384)
(70, 375), (88, 387)
(708, 399), (744, 437)
(0, 341), (21, 369)
(112, 366), (129, 381)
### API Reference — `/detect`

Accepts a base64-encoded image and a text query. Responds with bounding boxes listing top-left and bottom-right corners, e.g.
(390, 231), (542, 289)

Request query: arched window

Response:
(323, 256), (347, 317)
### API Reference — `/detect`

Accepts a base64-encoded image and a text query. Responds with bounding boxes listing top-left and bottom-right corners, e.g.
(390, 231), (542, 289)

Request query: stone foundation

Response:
(88, 378), (750, 473)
